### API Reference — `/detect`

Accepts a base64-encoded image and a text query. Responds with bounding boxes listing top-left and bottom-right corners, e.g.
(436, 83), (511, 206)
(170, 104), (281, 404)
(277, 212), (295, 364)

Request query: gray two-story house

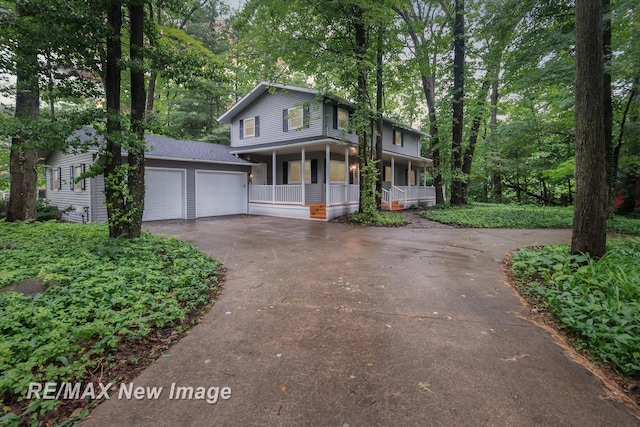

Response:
(218, 82), (436, 220)
(45, 82), (436, 223)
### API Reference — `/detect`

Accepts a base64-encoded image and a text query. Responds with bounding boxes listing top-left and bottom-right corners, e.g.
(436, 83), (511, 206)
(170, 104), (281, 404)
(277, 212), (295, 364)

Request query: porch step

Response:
(308, 204), (326, 219)
(382, 201), (404, 211)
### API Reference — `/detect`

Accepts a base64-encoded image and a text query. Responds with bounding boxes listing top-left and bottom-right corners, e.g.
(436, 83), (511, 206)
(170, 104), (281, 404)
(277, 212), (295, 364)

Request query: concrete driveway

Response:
(83, 215), (638, 426)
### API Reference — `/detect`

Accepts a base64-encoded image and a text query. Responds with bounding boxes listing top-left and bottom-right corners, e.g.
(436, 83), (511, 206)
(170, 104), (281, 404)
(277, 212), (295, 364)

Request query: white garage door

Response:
(196, 171), (247, 217)
(143, 168), (185, 221)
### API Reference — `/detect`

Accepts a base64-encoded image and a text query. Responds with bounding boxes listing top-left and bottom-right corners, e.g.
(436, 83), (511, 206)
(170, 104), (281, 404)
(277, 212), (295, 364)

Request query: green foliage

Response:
(511, 240), (640, 376)
(0, 137), (8, 190)
(0, 222), (221, 410)
(104, 163), (143, 233)
(0, 199), (71, 221)
(360, 159), (379, 219)
(349, 210), (407, 227)
(423, 203), (574, 228)
(347, 159), (407, 226)
(422, 203), (640, 235)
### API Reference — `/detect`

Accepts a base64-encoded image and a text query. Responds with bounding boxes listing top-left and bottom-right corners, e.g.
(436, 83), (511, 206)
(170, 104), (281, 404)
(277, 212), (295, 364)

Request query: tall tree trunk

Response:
(397, 9), (445, 205)
(145, 3), (160, 121)
(490, 79), (502, 202)
(6, 2), (40, 222)
(603, 0), (614, 215)
(105, 0), (124, 238)
(354, 7), (369, 213)
(613, 78), (639, 189)
(375, 29), (384, 210)
(450, 0), (466, 205)
(572, 0), (607, 258)
(128, 1), (146, 238)
(460, 77), (491, 200)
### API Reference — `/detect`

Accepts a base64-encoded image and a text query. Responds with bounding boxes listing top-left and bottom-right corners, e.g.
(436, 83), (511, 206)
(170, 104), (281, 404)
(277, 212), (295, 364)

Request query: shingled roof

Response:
(69, 128), (252, 165)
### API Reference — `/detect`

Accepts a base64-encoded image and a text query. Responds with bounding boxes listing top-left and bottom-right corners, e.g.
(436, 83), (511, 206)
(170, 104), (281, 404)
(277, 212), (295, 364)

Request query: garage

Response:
(196, 171), (247, 217)
(143, 168), (186, 221)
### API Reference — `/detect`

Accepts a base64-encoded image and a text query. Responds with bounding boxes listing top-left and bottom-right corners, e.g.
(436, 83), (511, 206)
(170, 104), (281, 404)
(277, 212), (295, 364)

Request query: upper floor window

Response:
(337, 108), (349, 131)
(283, 105), (309, 132)
(288, 107), (303, 130)
(393, 129), (404, 147)
(240, 117), (259, 139)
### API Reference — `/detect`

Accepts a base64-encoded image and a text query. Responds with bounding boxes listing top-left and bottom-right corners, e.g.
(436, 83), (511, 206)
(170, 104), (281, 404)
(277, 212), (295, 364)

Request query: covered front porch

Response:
(243, 142), (360, 220)
(238, 142), (436, 221)
(380, 152), (436, 210)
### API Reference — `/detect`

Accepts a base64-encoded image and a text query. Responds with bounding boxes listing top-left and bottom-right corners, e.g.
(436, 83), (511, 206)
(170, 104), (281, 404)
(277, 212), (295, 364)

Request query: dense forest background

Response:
(0, 0), (638, 209)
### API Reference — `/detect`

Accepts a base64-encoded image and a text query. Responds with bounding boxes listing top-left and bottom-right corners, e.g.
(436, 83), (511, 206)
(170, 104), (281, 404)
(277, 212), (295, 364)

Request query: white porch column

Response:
(344, 147), (349, 203)
(272, 150), (276, 204)
(391, 156), (395, 188)
(423, 166), (427, 186)
(301, 147), (306, 206)
(408, 160), (412, 188)
(326, 144), (330, 206)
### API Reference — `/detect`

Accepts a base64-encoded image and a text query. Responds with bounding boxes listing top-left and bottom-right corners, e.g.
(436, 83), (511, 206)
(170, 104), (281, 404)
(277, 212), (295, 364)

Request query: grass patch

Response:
(422, 203), (640, 234)
(0, 221), (221, 424)
(510, 239), (640, 377)
(348, 211), (408, 226)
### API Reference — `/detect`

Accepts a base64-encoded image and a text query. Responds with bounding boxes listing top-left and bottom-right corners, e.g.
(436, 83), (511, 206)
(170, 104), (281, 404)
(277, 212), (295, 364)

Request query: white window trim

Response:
(329, 160), (346, 183)
(289, 160), (311, 184)
(288, 106), (303, 131)
(74, 164), (85, 191)
(393, 130), (403, 147)
(53, 168), (61, 191)
(244, 117), (256, 138)
(337, 108), (349, 131)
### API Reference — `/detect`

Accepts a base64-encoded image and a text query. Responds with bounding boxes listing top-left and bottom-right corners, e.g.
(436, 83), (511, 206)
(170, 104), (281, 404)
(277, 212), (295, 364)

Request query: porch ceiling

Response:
(233, 139), (358, 156)
(381, 151), (433, 167)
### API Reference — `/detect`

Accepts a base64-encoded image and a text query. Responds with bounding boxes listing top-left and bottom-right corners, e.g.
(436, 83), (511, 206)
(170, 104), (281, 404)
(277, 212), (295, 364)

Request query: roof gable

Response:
(218, 82), (426, 137)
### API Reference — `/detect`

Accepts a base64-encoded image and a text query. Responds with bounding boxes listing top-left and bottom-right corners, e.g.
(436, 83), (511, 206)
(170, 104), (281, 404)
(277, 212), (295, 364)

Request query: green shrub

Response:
(511, 239), (640, 376)
(422, 203), (640, 235)
(349, 211), (407, 226)
(0, 222), (221, 413)
(0, 199), (72, 221)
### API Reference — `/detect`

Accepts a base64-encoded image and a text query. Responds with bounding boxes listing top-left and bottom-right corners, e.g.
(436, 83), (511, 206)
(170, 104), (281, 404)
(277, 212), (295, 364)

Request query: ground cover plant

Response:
(348, 210), (408, 226)
(510, 239), (640, 398)
(0, 221), (222, 425)
(422, 203), (640, 235)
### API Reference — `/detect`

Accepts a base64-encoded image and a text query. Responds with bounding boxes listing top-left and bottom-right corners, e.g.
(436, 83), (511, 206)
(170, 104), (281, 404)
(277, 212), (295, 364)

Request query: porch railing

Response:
(249, 184), (302, 204)
(394, 186), (436, 201)
(348, 184), (359, 203)
(382, 188), (391, 206)
(392, 186), (407, 206)
(329, 184), (360, 205)
(251, 183), (361, 206)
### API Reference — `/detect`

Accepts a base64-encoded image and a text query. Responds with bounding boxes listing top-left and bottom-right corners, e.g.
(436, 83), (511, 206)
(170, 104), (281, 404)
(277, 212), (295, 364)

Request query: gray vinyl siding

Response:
(231, 89), (324, 148)
(324, 103), (358, 145)
(47, 150), (250, 223)
(45, 151), (95, 223)
(382, 123), (423, 158)
(92, 174), (107, 223)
